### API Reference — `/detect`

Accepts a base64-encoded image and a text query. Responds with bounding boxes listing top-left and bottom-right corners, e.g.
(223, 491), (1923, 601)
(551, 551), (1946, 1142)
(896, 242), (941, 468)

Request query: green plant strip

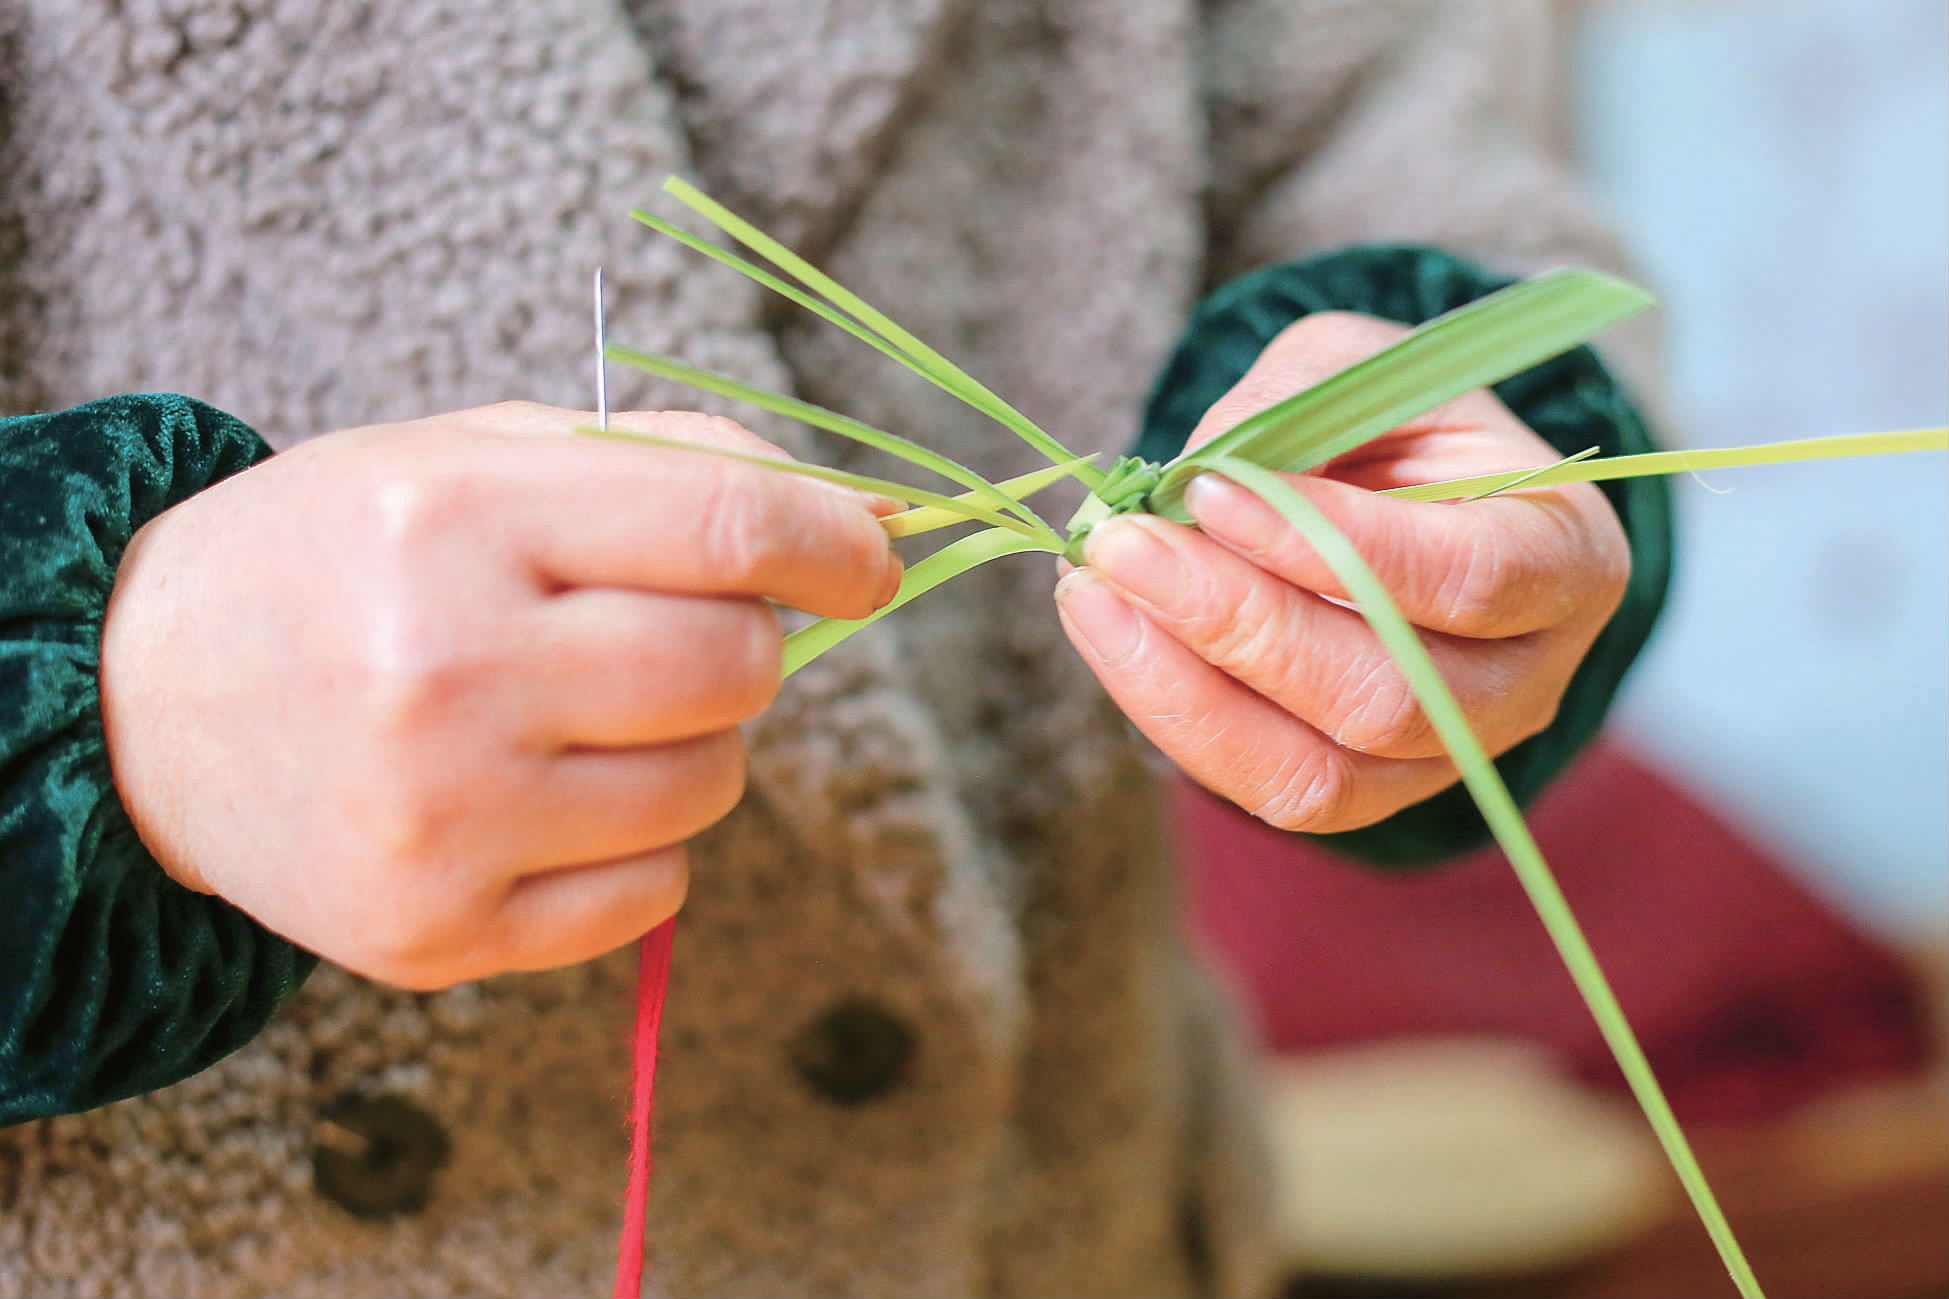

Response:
(629, 207), (1105, 497)
(883, 457), (1099, 538)
(604, 344), (1058, 545)
(574, 425), (1039, 537)
(781, 527), (1054, 676)
(1148, 271), (1655, 518)
(1203, 455), (1765, 1299)
(1382, 428), (1949, 502)
(663, 179), (1099, 486)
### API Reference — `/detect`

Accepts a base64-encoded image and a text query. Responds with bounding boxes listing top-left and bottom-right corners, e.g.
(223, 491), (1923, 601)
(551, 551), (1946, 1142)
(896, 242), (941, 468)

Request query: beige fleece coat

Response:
(0, 2), (1648, 1295)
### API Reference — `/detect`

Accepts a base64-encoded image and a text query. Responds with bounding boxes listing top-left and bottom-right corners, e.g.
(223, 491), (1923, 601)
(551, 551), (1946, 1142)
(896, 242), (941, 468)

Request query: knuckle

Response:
(364, 459), (478, 552)
(1442, 492), (1634, 639)
(686, 730), (749, 826)
(1330, 658), (1432, 756)
(1510, 689), (1561, 748)
(1426, 522), (1543, 639)
(696, 468), (788, 587)
(822, 514), (895, 617)
(698, 413), (758, 450)
(360, 759), (471, 864)
(1266, 311), (1410, 366)
(1586, 514), (1634, 616)
(1434, 529), (1526, 637)
(721, 603), (784, 716)
(1248, 746), (1355, 832)
(1193, 579), (1291, 676)
(344, 894), (468, 990)
(359, 622), (489, 741)
(1194, 312), (1411, 447)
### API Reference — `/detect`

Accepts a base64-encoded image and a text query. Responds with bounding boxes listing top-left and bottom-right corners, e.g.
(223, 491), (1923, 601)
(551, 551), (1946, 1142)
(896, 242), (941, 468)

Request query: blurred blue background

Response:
(1568, 0), (1947, 942)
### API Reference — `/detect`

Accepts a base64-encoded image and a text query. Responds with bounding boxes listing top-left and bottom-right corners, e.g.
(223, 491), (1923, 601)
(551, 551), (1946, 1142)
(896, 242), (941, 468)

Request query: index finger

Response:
(1182, 470), (1627, 640)
(489, 418), (901, 620)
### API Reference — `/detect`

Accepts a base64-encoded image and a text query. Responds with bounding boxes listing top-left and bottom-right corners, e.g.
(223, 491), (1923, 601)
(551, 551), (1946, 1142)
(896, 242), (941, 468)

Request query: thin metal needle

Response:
(593, 267), (609, 432)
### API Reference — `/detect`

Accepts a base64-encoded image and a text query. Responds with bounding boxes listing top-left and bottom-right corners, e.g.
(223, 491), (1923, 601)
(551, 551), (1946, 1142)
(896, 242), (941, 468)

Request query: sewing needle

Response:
(593, 267), (609, 432)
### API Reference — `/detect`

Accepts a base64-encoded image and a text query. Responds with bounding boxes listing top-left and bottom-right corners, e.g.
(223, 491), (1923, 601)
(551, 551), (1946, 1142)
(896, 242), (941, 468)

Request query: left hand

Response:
(1054, 311), (1631, 832)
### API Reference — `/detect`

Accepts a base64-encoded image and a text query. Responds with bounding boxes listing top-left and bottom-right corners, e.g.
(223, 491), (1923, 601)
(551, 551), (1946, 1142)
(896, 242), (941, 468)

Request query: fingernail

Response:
(1184, 473), (1282, 554)
(1083, 517), (1188, 607)
(1054, 571), (1142, 665)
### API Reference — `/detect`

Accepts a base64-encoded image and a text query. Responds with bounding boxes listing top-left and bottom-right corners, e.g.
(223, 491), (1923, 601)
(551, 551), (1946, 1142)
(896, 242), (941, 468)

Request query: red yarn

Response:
(614, 918), (675, 1299)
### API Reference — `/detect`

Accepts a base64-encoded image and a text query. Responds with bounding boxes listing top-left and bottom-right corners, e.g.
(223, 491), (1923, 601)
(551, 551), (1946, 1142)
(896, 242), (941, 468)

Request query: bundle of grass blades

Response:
(592, 174), (1949, 1299)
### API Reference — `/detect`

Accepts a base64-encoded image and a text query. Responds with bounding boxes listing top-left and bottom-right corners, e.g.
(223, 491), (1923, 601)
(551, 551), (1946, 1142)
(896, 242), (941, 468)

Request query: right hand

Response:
(98, 402), (900, 989)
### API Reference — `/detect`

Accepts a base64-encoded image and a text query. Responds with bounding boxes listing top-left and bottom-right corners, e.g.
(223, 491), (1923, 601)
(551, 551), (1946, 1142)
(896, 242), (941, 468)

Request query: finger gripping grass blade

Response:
(1198, 455), (1765, 1299)
(781, 527), (1053, 676)
(605, 344), (1057, 542)
(573, 424), (1041, 538)
(1148, 270), (1655, 521)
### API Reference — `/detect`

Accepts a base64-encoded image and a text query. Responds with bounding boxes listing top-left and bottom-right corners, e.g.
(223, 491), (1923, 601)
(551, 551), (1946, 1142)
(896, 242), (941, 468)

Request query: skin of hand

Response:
(98, 402), (901, 990)
(1054, 312), (1631, 833)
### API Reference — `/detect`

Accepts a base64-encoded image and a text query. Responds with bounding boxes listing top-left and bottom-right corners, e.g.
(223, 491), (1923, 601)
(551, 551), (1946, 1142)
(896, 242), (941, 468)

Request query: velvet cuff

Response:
(0, 394), (316, 1126)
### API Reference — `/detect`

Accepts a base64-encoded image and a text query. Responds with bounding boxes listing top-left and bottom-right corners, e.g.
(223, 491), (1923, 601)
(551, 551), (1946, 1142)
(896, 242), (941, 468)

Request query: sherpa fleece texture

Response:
(0, 2), (1662, 1296)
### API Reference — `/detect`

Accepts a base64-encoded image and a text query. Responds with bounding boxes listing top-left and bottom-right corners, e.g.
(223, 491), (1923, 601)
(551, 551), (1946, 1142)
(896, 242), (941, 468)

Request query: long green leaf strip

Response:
(1383, 427), (1949, 502)
(1144, 271), (1656, 520)
(575, 425), (1042, 538)
(1459, 446), (1602, 502)
(662, 178), (1100, 487)
(605, 344), (1057, 543)
(781, 528), (1050, 675)
(630, 204), (1103, 493)
(882, 457), (1100, 538)
(1202, 456), (1765, 1299)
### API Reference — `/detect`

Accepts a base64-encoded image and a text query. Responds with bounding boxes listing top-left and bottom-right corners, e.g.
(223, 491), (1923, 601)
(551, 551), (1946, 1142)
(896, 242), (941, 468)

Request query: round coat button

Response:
(788, 999), (916, 1106)
(311, 1093), (450, 1219)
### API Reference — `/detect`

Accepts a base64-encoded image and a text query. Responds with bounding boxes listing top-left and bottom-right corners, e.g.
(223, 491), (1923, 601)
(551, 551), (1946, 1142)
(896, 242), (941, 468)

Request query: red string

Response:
(614, 918), (675, 1299)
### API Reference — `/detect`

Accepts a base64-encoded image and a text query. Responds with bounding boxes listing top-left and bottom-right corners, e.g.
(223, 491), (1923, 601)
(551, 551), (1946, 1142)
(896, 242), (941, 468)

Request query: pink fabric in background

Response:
(1178, 737), (1932, 1123)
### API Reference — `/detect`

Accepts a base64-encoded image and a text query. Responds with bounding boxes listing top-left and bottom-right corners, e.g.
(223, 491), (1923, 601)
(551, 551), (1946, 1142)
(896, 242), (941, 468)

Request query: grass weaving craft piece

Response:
(597, 176), (1949, 1299)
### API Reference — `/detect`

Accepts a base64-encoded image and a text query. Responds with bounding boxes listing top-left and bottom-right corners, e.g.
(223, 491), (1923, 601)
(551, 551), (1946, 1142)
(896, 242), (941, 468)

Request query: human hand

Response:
(99, 403), (900, 989)
(1054, 313), (1630, 832)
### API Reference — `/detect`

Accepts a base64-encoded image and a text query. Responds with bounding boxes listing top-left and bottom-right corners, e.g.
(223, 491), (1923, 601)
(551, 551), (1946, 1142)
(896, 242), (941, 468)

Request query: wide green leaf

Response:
(1148, 270), (1655, 520)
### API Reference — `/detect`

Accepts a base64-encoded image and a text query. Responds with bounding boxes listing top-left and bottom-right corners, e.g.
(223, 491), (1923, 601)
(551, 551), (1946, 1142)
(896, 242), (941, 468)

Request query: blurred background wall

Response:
(1560, 0), (1947, 944)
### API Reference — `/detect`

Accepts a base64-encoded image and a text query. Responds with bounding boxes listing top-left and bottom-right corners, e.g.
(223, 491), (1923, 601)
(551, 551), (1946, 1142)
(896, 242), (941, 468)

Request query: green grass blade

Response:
(883, 456), (1099, 538)
(606, 343), (1059, 544)
(631, 205), (1099, 489)
(1381, 427), (1949, 501)
(1148, 271), (1655, 521)
(782, 527), (1054, 676)
(662, 178), (1101, 485)
(574, 425), (1041, 539)
(1459, 447), (1600, 502)
(1200, 454), (1765, 1299)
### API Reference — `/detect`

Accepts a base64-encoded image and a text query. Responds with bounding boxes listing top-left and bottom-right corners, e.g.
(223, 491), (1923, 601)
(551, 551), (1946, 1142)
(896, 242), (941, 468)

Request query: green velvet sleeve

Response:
(0, 394), (318, 1127)
(1137, 246), (1674, 867)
